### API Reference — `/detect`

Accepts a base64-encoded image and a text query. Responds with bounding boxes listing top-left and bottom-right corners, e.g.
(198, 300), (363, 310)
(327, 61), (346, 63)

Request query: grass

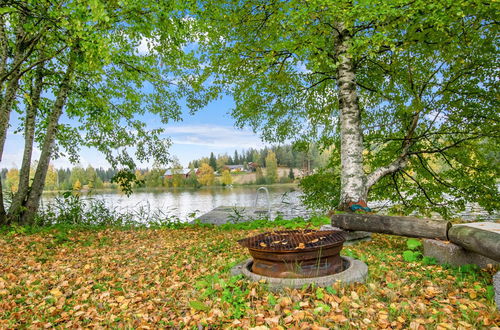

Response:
(0, 220), (498, 328)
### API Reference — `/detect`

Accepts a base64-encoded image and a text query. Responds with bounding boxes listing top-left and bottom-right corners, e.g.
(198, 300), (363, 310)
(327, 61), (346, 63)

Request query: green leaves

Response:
(189, 300), (210, 312)
(406, 238), (422, 250)
(195, 0), (499, 216)
(402, 250), (421, 262)
(403, 238), (422, 262)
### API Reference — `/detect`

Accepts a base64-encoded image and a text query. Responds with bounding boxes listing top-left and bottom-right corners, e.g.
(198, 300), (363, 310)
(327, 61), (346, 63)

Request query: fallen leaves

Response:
(0, 228), (498, 328)
(295, 242), (305, 249)
(49, 288), (63, 298)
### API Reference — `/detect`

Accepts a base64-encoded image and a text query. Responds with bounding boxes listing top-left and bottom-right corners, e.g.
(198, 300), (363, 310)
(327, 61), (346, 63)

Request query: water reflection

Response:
(42, 185), (498, 222)
(43, 186), (308, 222)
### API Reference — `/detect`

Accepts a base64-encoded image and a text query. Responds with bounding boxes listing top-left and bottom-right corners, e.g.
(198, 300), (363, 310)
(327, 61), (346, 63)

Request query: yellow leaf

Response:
(279, 297), (292, 307)
(295, 243), (305, 249)
(50, 288), (63, 298)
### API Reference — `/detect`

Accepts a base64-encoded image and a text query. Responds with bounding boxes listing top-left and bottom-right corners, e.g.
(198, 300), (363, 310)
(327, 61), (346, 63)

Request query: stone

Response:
(231, 256), (368, 291)
(494, 271), (500, 311)
(423, 239), (498, 268)
(320, 225), (372, 245)
(453, 221), (500, 232)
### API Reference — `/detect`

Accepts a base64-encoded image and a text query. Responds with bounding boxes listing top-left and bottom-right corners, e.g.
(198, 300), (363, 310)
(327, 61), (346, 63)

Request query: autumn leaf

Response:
(295, 243), (305, 249)
(189, 300), (209, 312)
(49, 288), (63, 298)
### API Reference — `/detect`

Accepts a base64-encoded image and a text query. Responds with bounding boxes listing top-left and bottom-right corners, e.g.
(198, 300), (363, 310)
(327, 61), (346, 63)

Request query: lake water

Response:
(43, 185), (311, 222)
(42, 185), (498, 222)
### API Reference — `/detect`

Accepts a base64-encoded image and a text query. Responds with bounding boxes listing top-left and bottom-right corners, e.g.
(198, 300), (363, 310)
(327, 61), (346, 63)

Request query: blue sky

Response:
(2, 95), (267, 169)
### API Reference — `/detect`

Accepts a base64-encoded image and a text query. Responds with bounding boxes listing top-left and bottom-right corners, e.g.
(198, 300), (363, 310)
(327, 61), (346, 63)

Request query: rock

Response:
(494, 271), (500, 311)
(320, 225), (372, 245)
(423, 239), (498, 268)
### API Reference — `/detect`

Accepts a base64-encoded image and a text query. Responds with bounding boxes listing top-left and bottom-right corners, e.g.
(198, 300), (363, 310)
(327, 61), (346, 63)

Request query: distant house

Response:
(223, 164), (245, 172)
(247, 162), (259, 172)
(164, 168), (198, 179)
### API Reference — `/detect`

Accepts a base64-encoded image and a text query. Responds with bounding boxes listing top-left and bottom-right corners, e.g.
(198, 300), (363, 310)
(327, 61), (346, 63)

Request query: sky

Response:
(2, 95), (267, 170)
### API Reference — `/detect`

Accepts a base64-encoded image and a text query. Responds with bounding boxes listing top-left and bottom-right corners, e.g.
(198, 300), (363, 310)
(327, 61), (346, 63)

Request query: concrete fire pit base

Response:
(231, 256), (368, 291)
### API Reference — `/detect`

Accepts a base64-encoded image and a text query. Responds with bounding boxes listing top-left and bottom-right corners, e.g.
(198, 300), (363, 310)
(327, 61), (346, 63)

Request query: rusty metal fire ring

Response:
(238, 229), (346, 278)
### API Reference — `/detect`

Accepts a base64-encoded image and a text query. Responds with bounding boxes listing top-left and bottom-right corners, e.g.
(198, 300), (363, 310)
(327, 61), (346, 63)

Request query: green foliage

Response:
(32, 192), (195, 229)
(315, 287), (324, 300)
(1, 0), (209, 215)
(267, 293), (277, 306)
(299, 168), (341, 212)
(403, 238), (422, 262)
(198, 163), (215, 186)
(265, 151), (278, 184)
(111, 170), (144, 196)
(196, 0), (499, 216)
(422, 256), (438, 266)
(189, 300), (209, 312)
(218, 215), (330, 231)
(195, 274), (249, 319)
(406, 238), (422, 250)
(402, 250), (421, 263)
(255, 167), (266, 185)
(221, 170), (233, 186)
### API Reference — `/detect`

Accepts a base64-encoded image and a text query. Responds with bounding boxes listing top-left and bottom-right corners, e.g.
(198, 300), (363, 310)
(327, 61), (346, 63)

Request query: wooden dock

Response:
(195, 206), (270, 225)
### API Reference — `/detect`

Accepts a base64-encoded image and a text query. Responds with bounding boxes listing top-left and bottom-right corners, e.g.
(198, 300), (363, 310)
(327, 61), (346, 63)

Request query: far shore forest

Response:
(1, 144), (327, 192)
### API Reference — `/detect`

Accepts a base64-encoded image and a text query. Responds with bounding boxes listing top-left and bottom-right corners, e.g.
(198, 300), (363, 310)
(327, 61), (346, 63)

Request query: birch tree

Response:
(0, 0), (202, 225)
(196, 0), (499, 216)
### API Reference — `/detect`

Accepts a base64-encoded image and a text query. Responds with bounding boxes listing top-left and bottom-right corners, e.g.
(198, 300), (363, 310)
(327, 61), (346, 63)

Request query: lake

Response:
(43, 185), (311, 222)
(42, 185), (498, 222)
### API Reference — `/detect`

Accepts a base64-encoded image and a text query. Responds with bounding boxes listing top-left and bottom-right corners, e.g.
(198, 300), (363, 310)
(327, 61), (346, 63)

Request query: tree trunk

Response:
(20, 47), (77, 225)
(0, 71), (22, 224)
(7, 63), (44, 224)
(331, 213), (451, 241)
(334, 23), (367, 210)
(448, 225), (500, 262)
(0, 16), (8, 79)
(0, 17), (27, 224)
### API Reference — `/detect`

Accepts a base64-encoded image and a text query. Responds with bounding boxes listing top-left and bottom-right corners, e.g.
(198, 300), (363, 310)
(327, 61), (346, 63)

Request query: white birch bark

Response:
(7, 63), (44, 223)
(21, 46), (77, 225)
(334, 23), (367, 209)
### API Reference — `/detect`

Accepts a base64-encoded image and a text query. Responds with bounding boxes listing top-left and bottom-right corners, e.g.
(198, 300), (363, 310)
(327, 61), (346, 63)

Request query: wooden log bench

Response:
(331, 213), (499, 262)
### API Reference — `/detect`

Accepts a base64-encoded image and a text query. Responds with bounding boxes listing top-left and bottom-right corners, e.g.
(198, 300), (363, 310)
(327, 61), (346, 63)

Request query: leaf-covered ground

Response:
(0, 226), (498, 328)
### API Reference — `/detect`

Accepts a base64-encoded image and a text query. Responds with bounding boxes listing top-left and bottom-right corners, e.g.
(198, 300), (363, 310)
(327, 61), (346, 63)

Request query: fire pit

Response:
(238, 229), (346, 278)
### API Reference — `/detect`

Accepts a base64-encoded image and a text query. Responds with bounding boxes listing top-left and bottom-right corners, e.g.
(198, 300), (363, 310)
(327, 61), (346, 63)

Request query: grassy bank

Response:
(0, 221), (498, 328)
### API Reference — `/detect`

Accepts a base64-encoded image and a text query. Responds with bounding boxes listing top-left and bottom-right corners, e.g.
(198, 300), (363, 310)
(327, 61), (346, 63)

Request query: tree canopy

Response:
(195, 0), (499, 216)
(0, 0), (205, 224)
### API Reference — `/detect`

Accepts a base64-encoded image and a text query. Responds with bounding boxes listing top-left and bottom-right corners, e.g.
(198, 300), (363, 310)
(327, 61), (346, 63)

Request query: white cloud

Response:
(136, 36), (160, 55)
(167, 124), (266, 149)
